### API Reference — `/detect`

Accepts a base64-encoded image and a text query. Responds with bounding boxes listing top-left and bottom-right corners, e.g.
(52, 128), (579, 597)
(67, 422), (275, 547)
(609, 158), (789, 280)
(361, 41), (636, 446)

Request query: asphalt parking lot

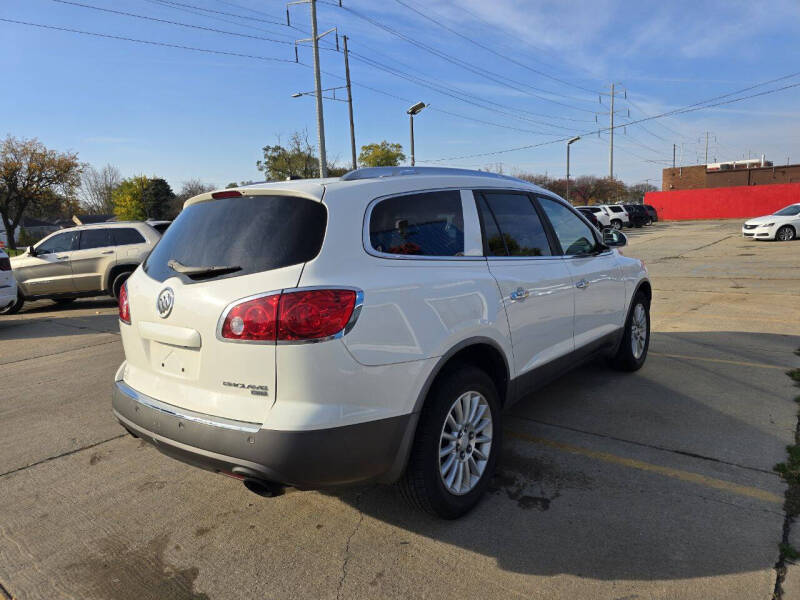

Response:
(1, 220), (799, 600)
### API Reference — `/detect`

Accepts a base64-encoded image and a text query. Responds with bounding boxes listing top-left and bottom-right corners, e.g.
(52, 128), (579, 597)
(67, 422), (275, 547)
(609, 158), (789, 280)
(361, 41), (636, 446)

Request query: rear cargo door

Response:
(120, 193), (327, 424)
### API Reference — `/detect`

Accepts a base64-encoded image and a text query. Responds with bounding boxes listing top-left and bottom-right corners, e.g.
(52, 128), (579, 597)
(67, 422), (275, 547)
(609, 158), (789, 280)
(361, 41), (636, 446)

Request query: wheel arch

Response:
(106, 263), (138, 292)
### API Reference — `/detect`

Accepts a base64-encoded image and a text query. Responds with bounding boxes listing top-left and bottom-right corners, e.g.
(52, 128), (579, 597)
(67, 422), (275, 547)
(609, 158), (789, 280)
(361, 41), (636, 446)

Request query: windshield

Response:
(143, 195), (327, 283)
(774, 205), (800, 216)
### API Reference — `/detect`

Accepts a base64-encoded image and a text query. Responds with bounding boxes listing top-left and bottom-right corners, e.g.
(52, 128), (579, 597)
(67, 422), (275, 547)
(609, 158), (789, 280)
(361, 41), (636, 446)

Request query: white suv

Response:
(0, 249), (17, 313)
(599, 204), (630, 230)
(112, 167), (651, 518)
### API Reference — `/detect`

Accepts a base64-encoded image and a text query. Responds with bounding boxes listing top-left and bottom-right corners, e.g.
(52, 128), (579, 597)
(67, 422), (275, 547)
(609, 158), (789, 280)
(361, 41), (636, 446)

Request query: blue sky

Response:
(2, 0), (799, 192)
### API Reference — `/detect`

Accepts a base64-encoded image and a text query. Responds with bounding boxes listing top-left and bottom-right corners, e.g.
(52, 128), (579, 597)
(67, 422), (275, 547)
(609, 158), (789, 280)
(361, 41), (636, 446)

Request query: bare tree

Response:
(79, 163), (121, 214)
(172, 178), (216, 217)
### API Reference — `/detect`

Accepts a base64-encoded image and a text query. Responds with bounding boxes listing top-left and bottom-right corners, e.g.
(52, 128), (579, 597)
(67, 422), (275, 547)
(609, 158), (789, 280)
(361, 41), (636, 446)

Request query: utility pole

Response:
(342, 35), (357, 170)
(600, 83), (626, 179)
(673, 143), (676, 169)
(288, 0), (331, 177)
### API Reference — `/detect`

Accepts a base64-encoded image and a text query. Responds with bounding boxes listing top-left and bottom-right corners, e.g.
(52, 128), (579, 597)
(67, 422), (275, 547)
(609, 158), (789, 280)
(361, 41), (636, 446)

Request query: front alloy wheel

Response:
(438, 391), (493, 495)
(776, 225), (796, 242)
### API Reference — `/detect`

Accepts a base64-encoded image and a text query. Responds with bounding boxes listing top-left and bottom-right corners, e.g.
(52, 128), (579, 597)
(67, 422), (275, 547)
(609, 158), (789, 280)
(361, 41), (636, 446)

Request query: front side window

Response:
(112, 228), (146, 246)
(369, 191), (464, 257)
(538, 197), (597, 256)
(36, 231), (78, 255)
(477, 192), (552, 257)
(79, 228), (112, 250)
(774, 205), (800, 216)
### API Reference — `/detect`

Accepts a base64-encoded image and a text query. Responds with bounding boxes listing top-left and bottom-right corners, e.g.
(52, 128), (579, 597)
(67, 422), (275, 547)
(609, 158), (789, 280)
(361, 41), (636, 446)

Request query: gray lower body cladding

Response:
(112, 381), (416, 488)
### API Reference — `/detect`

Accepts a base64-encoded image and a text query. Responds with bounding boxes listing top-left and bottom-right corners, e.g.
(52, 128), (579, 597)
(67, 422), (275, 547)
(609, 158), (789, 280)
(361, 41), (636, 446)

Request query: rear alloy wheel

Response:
(611, 219), (622, 230)
(0, 290), (24, 315)
(611, 292), (650, 371)
(399, 365), (500, 519)
(776, 225), (796, 242)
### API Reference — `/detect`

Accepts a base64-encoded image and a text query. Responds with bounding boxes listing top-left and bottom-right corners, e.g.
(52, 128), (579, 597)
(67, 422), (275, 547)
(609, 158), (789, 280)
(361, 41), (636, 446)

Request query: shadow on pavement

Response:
(331, 330), (798, 581)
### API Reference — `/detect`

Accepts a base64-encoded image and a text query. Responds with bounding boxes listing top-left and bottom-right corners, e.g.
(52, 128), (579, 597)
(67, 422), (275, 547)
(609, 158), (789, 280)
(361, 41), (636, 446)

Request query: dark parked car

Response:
(622, 204), (649, 228)
(576, 206), (601, 229)
(643, 204), (658, 223)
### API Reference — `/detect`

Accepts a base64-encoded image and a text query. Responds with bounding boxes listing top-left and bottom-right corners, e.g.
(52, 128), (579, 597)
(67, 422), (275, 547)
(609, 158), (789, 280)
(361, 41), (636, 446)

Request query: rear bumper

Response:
(112, 380), (418, 488)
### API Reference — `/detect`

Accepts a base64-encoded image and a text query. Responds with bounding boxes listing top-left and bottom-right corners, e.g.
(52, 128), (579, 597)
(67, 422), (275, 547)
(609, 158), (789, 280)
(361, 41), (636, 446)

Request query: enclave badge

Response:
(157, 287), (174, 318)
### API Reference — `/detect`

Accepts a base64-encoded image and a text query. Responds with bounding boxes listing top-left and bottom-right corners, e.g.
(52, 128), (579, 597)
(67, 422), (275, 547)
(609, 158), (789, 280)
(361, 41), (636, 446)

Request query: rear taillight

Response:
(220, 294), (279, 341)
(220, 289), (359, 343)
(119, 282), (131, 324)
(0, 257), (10, 271)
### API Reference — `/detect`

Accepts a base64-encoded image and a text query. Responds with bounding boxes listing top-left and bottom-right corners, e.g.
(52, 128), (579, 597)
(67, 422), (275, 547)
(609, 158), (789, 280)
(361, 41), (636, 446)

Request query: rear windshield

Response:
(143, 195), (326, 283)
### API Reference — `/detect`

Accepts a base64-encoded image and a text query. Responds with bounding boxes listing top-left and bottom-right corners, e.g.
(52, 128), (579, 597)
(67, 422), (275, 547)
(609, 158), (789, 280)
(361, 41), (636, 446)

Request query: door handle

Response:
(510, 287), (529, 301)
(576, 279), (590, 289)
(100, 250), (114, 254)
(56, 255), (69, 260)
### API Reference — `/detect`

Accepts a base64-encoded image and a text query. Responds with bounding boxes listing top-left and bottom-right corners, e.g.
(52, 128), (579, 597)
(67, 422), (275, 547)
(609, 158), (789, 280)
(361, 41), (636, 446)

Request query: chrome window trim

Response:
(215, 286), (364, 345)
(116, 380), (262, 433)
(362, 186), (535, 261)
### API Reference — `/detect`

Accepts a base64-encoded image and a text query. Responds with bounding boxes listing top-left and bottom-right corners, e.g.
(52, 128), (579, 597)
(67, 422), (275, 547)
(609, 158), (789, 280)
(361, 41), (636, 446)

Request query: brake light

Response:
(220, 289), (358, 343)
(221, 294), (279, 341)
(278, 289), (356, 341)
(119, 281), (131, 324)
(211, 190), (242, 199)
(0, 257), (10, 271)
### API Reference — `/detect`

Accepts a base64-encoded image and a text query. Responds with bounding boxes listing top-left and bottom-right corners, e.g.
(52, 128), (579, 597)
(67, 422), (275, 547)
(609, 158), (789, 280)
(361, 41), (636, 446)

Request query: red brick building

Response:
(662, 161), (800, 191)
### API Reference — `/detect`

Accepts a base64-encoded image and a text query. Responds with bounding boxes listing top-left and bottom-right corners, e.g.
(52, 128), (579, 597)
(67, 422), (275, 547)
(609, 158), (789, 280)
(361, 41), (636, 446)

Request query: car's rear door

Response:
(536, 196), (626, 352)
(475, 190), (574, 391)
(71, 228), (113, 292)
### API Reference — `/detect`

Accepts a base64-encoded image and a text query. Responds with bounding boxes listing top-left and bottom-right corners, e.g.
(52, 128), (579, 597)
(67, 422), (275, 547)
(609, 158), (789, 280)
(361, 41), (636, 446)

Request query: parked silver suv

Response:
(2, 222), (160, 314)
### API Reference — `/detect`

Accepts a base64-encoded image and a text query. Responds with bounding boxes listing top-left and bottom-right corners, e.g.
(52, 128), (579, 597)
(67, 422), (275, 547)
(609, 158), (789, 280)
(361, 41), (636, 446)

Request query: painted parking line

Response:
(649, 352), (789, 370)
(506, 430), (784, 505)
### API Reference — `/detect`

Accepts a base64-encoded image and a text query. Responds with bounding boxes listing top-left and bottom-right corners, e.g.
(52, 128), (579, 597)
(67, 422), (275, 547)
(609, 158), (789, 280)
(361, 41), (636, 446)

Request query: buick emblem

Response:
(157, 287), (174, 319)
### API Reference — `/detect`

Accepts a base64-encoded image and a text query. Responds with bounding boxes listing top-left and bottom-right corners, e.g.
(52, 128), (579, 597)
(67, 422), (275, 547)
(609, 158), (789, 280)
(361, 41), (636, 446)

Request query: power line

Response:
(422, 78), (800, 162)
(50, 0), (297, 45)
(0, 17), (297, 62)
(335, 3), (600, 115)
(147, 0), (287, 27)
(391, 0), (600, 97)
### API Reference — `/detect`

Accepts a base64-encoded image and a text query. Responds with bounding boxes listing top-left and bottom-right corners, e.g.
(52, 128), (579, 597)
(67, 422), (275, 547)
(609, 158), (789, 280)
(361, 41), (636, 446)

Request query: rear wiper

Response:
(168, 259), (241, 278)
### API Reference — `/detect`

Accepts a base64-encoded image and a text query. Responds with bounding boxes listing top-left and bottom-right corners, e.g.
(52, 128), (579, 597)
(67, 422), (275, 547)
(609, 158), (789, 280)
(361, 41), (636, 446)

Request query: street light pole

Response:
(406, 101), (427, 167)
(566, 136), (580, 203)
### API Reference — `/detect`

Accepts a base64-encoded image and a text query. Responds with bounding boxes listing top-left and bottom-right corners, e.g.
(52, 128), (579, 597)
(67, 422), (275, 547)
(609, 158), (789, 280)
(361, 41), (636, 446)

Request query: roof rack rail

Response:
(339, 166), (526, 183)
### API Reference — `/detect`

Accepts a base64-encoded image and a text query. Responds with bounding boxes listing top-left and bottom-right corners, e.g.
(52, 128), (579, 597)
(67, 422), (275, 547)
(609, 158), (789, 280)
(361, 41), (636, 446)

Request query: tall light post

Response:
(565, 136), (581, 203)
(407, 101), (427, 166)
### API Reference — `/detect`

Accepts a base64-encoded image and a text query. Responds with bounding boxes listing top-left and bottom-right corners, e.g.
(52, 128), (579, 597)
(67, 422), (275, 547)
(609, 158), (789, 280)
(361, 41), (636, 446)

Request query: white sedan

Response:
(0, 249), (18, 313)
(742, 203), (800, 241)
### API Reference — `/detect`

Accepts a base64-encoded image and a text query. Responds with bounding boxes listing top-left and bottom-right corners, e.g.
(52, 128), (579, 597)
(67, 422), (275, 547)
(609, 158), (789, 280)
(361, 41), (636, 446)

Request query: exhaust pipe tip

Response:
(243, 478), (285, 498)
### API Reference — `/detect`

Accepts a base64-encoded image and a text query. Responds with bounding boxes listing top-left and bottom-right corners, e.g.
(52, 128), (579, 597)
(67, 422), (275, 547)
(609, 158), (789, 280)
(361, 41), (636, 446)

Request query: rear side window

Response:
(477, 192), (552, 257)
(369, 191), (464, 257)
(144, 195), (327, 283)
(112, 228), (146, 245)
(79, 229), (112, 250)
(609, 206), (624, 213)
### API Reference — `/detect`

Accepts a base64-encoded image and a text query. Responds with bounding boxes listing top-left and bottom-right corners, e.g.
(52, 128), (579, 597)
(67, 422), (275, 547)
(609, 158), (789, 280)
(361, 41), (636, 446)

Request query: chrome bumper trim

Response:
(115, 380), (262, 433)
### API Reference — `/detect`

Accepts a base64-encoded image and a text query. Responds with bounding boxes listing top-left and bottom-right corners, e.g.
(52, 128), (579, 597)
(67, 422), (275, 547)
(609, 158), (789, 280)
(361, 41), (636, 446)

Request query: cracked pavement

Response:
(0, 220), (799, 599)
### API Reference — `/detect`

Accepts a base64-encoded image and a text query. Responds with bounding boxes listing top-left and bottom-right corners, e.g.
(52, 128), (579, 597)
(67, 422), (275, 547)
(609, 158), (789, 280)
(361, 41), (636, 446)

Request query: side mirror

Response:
(603, 229), (627, 248)
(27, 245), (36, 256)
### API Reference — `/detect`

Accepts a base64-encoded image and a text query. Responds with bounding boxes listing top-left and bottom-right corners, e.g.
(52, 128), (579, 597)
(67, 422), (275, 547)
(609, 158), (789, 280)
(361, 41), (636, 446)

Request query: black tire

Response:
(53, 298), (76, 305)
(611, 292), (650, 372)
(776, 225), (796, 242)
(0, 290), (24, 315)
(399, 365), (501, 519)
(611, 219), (622, 230)
(111, 271), (132, 300)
